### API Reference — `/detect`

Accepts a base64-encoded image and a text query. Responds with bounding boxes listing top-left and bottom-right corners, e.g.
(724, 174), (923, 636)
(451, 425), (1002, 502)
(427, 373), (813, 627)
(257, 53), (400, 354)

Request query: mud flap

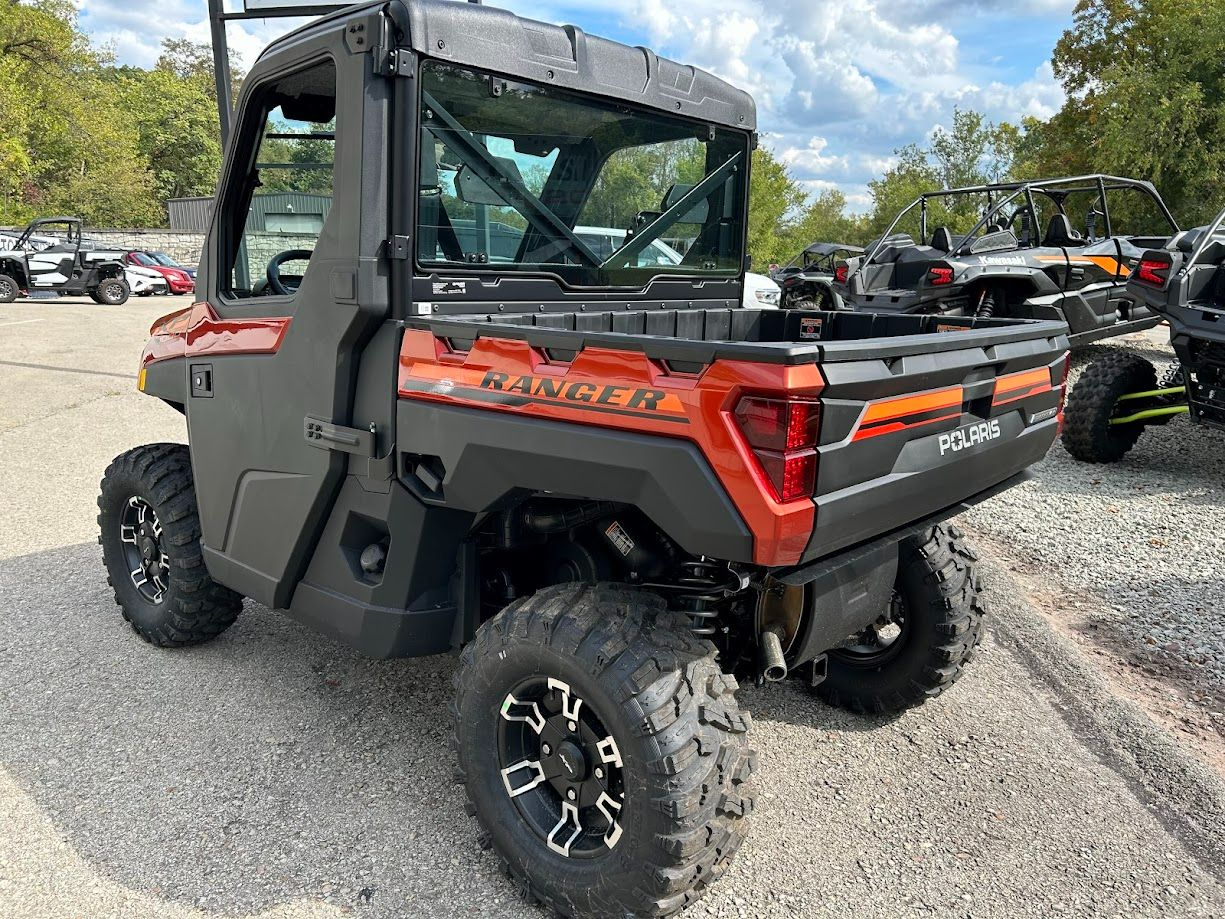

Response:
(785, 539), (899, 665)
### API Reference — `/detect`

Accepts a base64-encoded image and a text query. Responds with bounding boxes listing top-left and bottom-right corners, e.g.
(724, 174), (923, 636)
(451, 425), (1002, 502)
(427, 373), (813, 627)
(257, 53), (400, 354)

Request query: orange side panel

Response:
(398, 329), (824, 567)
(141, 302), (292, 366)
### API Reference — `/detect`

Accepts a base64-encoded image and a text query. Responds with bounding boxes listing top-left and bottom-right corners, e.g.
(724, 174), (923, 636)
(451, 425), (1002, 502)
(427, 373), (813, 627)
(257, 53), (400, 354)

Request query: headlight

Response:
(755, 288), (780, 305)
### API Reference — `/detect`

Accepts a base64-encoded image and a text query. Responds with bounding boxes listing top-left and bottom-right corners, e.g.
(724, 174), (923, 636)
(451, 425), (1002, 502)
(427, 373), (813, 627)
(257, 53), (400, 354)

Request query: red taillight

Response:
(1056, 352), (1072, 434)
(1137, 257), (1171, 287)
(834, 264), (848, 284)
(928, 266), (954, 286)
(733, 396), (820, 502)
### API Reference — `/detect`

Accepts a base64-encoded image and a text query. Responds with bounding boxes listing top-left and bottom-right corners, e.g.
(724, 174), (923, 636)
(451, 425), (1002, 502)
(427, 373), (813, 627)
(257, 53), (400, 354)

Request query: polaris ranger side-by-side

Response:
(834, 176), (1178, 347)
(98, 3), (1070, 915)
(1063, 208), (1225, 462)
(0, 217), (131, 304)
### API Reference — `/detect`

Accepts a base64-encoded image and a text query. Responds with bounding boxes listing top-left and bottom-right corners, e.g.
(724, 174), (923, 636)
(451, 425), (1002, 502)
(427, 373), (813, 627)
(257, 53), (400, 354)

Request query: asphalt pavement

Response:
(1, 298), (1222, 918)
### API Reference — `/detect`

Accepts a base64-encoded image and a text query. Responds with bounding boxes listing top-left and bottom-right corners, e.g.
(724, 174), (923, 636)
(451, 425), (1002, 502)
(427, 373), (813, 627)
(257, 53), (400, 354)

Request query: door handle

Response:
(304, 416), (375, 456)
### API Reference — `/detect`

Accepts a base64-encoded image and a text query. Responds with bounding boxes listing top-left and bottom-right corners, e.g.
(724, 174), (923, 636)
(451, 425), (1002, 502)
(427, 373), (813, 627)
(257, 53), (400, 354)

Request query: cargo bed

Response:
(405, 307), (1069, 365)
(399, 307), (1071, 568)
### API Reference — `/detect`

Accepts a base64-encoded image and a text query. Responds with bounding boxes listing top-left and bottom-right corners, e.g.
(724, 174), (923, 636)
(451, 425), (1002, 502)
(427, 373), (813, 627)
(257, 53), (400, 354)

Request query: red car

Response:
(123, 250), (195, 295)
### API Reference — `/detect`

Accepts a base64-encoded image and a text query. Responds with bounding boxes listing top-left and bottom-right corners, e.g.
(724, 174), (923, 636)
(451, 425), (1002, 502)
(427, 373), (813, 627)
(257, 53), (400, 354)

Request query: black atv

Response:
(771, 242), (863, 310)
(0, 217), (130, 305)
(835, 175), (1178, 347)
(1063, 208), (1225, 463)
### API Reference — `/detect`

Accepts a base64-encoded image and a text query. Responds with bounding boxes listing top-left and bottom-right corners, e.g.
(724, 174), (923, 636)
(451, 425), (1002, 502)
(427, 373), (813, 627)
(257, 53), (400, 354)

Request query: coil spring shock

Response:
(1160, 363), (1186, 390)
(672, 558), (736, 636)
(975, 286), (997, 319)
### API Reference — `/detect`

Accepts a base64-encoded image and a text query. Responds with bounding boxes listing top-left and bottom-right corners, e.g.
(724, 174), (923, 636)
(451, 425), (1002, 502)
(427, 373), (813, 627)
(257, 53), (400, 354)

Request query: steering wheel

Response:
(266, 249), (314, 296)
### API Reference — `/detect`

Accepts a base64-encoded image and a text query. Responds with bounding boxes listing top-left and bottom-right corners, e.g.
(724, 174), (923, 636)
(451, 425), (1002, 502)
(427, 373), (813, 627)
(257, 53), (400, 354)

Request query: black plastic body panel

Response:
(777, 471), (1027, 664)
(285, 475), (474, 657)
(396, 399), (753, 561)
(141, 357), (186, 406)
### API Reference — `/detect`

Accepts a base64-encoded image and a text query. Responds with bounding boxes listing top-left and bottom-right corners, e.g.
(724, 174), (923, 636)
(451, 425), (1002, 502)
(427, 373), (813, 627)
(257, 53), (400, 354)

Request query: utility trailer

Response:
(98, 2), (1070, 915)
(1064, 208), (1225, 462)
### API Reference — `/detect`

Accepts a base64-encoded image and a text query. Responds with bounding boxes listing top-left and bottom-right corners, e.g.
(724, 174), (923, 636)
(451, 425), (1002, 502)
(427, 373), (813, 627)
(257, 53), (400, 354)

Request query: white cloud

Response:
(77, 0), (1071, 208)
(779, 137), (848, 177)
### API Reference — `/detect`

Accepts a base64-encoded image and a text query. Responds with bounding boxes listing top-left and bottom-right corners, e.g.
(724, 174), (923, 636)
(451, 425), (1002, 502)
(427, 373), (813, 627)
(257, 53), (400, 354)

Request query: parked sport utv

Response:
(835, 176), (1178, 347)
(0, 217), (130, 304)
(98, 2), (1070, 915)
(771, 242), (863, 310)
(1063, 208), (1225, 462)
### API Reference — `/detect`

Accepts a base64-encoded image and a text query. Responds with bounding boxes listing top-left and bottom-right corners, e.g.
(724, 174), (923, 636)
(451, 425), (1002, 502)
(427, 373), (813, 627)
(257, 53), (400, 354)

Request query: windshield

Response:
(417, 62), (748, 288)
(131, 252), (158, 266)
(150, 251), (182, 268)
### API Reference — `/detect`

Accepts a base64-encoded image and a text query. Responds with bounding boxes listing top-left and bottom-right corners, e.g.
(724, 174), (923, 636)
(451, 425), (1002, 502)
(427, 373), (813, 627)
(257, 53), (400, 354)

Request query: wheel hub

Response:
(832, 590), (908, 664)
(120, 496), (169, 603)
(554, 739), (587, 782)
(497, 677), (625, 858)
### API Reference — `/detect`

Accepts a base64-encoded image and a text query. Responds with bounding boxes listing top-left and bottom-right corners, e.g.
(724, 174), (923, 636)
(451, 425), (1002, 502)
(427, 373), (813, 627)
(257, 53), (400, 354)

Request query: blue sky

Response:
(78, 0), (1076, 210)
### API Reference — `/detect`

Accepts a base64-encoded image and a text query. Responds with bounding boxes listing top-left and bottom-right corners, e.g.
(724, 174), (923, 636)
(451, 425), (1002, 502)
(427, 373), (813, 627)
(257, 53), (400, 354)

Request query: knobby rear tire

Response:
(452, 583), (756, 918)
(1061, 349), (1157, 463)
(815, 524), (986, 714)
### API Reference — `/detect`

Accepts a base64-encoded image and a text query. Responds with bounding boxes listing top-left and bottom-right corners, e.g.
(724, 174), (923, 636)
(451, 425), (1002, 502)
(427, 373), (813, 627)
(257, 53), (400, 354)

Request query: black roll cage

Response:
(1183, 206), (1225, 273)
(852, 175), (1179, 281)
(15, 217), (83, 251)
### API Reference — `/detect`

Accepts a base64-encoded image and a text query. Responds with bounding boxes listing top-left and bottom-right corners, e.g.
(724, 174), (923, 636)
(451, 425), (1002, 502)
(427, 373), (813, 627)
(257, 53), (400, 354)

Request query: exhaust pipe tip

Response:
(759, 628), (788, 683)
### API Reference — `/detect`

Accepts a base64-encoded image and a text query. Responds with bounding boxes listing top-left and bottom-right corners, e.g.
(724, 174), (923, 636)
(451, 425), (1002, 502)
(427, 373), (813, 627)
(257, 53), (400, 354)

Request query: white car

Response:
(574, 227), (782, 309)
(125, 265), (169, 297)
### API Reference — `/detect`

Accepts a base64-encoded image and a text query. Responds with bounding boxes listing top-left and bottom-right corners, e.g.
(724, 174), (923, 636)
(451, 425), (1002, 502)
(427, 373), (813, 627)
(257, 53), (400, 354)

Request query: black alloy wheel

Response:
(118, 495), (170, 604)
(497, 676), (626, 858)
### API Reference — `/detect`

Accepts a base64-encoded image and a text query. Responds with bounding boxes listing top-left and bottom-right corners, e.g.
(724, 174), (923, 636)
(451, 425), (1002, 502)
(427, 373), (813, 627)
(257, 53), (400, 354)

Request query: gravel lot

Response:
(964, 329), (1225, 758)
(1, 300), (1223, 918)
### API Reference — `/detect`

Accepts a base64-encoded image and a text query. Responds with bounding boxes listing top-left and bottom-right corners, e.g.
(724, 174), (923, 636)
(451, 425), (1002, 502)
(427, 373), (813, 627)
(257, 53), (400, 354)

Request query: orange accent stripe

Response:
(1034, 254), (1130, 276)
(858, 386), (962, 426)
(853, 410), (962, 442)
(993, 367), (1052, 407)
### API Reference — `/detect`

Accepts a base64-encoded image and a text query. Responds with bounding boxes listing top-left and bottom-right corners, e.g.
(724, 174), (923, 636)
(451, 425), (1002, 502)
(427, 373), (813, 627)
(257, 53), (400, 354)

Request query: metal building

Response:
(168, 193), (333, 233)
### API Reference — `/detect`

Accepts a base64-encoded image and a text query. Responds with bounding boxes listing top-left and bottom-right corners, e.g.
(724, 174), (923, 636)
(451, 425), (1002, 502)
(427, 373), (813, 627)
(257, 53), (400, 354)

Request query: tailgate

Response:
(804, 327), (1069, 562)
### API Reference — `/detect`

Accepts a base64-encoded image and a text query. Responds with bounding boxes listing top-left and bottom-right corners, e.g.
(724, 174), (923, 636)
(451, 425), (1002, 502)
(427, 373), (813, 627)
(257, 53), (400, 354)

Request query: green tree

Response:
(1030, 0), (1225, 224)
(865, 109), (1023, 240)
(109, 62), (223, 205)
(745, 147), (808, 267)
(0, 0), (161, 225)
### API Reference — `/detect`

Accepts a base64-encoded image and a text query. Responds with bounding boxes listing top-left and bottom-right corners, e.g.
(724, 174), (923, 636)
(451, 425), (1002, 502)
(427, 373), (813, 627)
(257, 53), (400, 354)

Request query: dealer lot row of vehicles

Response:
(0, 217), (195, 304)
(770, 178), (1224, 465)
(81, 1), (1217, 917)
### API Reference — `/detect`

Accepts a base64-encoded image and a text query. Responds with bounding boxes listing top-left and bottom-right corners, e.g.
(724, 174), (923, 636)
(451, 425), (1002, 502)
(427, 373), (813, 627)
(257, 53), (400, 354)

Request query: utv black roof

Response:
(24, 216), (81, 227)
(803, 242), (864, 256)
(254, 0), (756, 131)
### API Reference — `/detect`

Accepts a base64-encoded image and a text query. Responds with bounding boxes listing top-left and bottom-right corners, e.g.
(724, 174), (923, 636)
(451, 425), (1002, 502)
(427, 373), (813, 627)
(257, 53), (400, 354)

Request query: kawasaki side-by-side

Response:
(834, 176), (1178, 347)
(97, 2), (1070, 916)
(1063, 208), (1225, 462)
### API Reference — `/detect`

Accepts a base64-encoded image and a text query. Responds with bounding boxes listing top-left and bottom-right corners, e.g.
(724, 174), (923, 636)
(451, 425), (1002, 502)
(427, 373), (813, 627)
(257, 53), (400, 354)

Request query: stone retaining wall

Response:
(1, 228), (316, 276)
